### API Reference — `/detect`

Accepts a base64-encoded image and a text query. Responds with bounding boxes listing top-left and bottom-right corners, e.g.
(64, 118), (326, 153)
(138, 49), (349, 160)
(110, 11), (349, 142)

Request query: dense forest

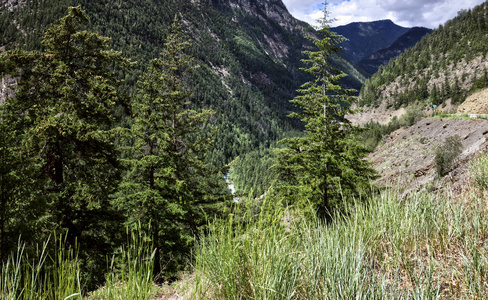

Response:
(360, 1), (488, 109)
(2, 0), (488, 298)
(1, 0), (312, 169)
(0, 0), (377, 296)
(0, 6), (231, 287)
(0, 0), (370, 207)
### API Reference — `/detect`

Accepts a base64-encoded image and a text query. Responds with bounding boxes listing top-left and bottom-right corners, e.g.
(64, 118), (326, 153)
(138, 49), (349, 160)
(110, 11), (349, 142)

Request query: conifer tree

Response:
(2, 6), (131, 285)
(442, 75), (451, 99)
(274, 4), (376, 219)
(116, 16), (225, 278)
(431, 84), (440, 105)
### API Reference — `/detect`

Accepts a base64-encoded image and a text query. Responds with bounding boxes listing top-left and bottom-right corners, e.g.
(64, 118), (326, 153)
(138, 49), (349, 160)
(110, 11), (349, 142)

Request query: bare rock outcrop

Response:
(0, 75), (16, 104)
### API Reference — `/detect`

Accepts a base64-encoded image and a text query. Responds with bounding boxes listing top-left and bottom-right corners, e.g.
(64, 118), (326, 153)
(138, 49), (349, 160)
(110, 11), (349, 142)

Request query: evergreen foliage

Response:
(1, 6), (132, 287)
(0, 105), (29, 262)
(0, 0), (313, 167)
(0, 0), (375, 293)
(274, 5), (376, 219)
(115, 17), (227, 278)
(0, 0), (368, 169)
(229, 143), (278, 198)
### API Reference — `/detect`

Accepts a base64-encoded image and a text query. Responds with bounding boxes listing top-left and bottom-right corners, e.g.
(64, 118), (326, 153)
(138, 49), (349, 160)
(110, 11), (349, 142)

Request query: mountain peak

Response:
(346, 19), (395, 26)
(331, 20), (410, 63)
(358, 26), (432, 74)
(335, 19), (405, 30)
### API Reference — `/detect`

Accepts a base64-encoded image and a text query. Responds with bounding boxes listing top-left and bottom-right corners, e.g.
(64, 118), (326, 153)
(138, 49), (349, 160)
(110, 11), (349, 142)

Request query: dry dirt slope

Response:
(369, 117), (488, 194)
(457, 88), (488, 114)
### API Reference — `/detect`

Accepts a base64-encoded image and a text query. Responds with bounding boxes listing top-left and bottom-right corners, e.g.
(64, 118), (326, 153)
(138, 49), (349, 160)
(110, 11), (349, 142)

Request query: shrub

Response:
(435, 135), (463, 176)
(402, 104), (426, 127)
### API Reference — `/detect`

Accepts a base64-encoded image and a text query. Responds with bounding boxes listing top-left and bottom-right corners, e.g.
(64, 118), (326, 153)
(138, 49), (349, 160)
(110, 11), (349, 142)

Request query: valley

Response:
(2, 0), (488, 299)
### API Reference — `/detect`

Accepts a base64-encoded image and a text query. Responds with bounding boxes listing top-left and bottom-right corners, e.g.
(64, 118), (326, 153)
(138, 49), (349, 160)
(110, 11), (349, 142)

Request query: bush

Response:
(401, 105), (425, 127)
(435, 135), (463, 176)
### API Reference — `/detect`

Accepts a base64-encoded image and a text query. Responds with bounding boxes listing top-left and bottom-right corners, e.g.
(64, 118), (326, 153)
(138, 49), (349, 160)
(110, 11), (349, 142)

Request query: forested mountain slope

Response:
(331, 20), (409, 64)
(357, 27), (432, 75)
(0, 1), (371, 290)
(0, 0), (365, 166)
(360, 1), (488, 110)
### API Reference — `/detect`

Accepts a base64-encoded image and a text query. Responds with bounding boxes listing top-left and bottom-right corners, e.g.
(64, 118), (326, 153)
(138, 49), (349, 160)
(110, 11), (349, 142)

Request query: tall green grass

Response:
(1, 228), (157, 300)
(192, 181), (488, 299)
(470, 153), (488, 193)
(0, 234), (82, 300)
(87, 226), (156, 300)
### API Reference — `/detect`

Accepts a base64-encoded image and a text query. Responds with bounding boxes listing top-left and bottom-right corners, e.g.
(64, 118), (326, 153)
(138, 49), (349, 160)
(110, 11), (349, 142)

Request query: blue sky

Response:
(282, 0), (486, 28)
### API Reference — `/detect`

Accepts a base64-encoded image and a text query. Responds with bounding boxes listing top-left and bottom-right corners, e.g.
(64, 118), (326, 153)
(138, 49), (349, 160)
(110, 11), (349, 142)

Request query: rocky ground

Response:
(368, 117), (488, 195)
(353, 88), (488, 196)
(348, 99), (454, 126)
(348, 105), (407, 125)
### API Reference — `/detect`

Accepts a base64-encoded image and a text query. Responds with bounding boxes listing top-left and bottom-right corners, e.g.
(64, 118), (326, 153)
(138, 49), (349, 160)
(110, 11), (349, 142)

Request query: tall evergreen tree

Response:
(274, 4), (376, 219)
(116, 16), (226, 279)
(2, 6), (131, 286)
(431, 84), (440, 105)
(442, 75), (451, 99)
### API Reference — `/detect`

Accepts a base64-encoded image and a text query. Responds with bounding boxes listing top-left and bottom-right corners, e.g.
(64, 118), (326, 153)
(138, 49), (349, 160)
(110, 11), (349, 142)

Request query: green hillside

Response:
(3, 2), (488, 299)
(1, 0), (301, 166)
(360, 1), (488, 109)
(1, 0), (366, 168)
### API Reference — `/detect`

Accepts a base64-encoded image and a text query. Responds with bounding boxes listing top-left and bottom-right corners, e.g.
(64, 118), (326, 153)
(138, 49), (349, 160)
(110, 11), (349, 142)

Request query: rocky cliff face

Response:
(210, 0), (311, 61)
(1, 0), (27, 11)
(0, 45), (15, 104)
(0, 75), (16, 104)
(213, 0), (295, 28)
(210, 0), (365, 88)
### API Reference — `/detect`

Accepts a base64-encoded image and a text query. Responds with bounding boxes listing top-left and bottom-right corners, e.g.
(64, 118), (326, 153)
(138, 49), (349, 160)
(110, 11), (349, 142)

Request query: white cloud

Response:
(282, 0), (486, 28)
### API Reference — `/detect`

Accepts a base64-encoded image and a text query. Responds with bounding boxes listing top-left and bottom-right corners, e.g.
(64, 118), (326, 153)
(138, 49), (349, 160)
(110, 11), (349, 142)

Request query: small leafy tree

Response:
(435, 135), (463, 176)
(274, 3), (376, 219)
